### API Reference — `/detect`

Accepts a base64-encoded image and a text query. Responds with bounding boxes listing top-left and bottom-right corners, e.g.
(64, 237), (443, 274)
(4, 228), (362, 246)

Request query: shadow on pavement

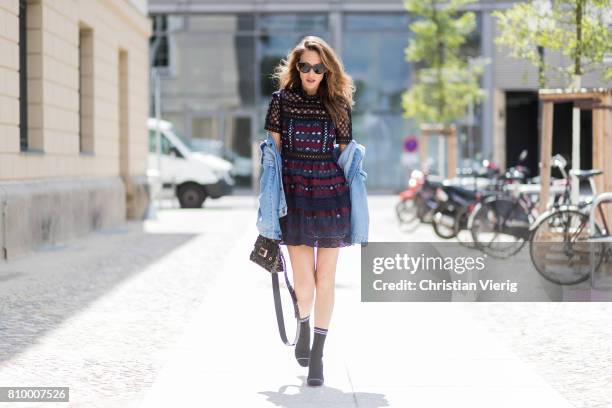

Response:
(259, 376), (389, 408)
(0, 224), (198, 363)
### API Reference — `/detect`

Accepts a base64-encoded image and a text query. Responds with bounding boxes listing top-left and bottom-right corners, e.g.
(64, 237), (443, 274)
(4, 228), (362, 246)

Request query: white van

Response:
(147, 118), (234, 208)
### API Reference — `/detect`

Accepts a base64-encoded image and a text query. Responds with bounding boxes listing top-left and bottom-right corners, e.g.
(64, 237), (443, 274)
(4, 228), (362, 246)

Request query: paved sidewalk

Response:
(0, 197), (257, 408)
(0, 195), (609, 407)
(139, 218), (575, 407)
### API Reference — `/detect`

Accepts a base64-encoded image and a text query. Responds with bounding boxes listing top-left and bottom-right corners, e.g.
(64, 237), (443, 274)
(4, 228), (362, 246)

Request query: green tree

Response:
(495, 0), (611, 202)
(493, 0), (612, 88)
(402, 0), (488, 125)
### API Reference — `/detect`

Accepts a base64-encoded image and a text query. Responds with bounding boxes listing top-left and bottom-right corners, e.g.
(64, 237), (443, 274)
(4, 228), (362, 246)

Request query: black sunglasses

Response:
(297, 61), (328, 75)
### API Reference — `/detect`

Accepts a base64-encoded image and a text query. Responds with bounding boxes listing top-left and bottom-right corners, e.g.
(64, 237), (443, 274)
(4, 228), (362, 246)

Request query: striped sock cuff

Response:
(313, 327), (328, 336)
(300, 315), (310, 323)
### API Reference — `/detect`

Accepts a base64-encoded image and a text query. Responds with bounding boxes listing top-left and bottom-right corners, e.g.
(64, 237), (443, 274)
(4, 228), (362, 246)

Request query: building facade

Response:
(148, 0), (610, 190)
(0, 0), (151, 260)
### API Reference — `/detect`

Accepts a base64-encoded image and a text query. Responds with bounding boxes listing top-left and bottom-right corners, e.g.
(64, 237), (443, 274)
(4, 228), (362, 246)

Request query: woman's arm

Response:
(336, 104), (352, 151)
(269, 131), (281, 151)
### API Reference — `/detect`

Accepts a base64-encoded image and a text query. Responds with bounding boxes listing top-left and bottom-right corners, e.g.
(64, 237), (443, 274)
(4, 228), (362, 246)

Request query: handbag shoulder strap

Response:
(271, 252), (300, 346)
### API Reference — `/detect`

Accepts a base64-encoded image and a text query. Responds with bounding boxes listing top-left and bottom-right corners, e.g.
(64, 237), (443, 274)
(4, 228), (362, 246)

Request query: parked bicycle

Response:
(529, 154), (606, 285)
(395, 170), (443, 227)
(467, 150), (536, 258)
(588, 193), (612, 288)
(428, 161), (500, 242)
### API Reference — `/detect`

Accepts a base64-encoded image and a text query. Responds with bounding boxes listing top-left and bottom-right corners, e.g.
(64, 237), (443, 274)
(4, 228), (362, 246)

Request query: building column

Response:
(481, 10), (494, 161)
(329, 7), (342, 57)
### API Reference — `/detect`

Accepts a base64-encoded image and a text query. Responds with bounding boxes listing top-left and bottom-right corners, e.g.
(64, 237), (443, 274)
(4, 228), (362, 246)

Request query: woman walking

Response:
(264, 36), (355, 387)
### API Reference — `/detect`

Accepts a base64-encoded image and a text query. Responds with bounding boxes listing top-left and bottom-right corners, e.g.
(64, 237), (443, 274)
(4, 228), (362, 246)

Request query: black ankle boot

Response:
(295, 316), (310, 367)
(307, 327), (327, 386)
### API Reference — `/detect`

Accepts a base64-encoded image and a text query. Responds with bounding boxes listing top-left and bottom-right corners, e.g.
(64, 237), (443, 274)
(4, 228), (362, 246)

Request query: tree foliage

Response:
(493, 0), (612, 88)
(402, 0), (488, 125)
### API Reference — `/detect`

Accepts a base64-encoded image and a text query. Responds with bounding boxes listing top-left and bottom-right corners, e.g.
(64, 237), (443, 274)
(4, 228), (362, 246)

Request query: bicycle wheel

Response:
(416, 195), (434, 223)
(432, 209), (457, 239)
(529, 209), (599, 285)
(395, 199), (419, 225)
(470, 196), (531, 259)
(454, 207), (476, 248)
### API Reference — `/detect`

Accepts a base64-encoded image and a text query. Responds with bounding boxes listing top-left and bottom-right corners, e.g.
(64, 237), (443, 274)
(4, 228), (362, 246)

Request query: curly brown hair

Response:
(271, 35), (355, 129)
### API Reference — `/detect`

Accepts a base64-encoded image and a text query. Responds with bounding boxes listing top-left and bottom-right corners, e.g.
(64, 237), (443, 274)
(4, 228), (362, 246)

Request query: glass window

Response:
(259, 14), (328, 32)
(188, 14), (255, 32)
(343, 28), (412, 113)
(162, 15), (257, 108)
(225, 115), (252, 157)
(168, 125), (195, 151)
(259, 14), (330, 101)
(177, 32), (256, 107)
(192, 116), (220, 140)
(343, 13), (418, 189)
(19, 0), (28, 151)
(460, 11), (482, 59)
(151, 15), (169, 68)
(345, 13), (410, 32)
(148, 130), (173, 155)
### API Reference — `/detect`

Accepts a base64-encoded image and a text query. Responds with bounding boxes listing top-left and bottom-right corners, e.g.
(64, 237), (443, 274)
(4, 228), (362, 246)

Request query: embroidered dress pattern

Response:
(264, 86), (353, 248)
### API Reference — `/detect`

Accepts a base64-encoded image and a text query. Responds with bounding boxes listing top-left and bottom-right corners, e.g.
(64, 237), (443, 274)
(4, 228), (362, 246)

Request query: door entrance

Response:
(505, 91), (539, 176)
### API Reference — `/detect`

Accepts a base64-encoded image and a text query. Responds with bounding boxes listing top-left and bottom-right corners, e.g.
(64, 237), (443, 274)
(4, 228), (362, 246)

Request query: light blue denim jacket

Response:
(332, 140), (369, 245)
(255, 132), (287, 240)
(256, 132), (369, 245)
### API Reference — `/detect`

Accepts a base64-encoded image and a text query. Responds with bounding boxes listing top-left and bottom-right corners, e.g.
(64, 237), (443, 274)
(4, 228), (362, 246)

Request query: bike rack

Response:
(589, 192), (612, 239)
(589, 192), (612, 291)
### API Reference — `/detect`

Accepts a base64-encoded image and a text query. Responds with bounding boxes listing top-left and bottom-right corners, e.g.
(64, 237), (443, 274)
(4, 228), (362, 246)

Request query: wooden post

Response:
(448, 125), (457, 179)
(602, 92), (612, 226)
(538, 101), (554, 214)
(420, 134), (428, 173)
(537, 88), (612, 233)
(592, 106), (604, 194)
(420, 123), (457, 178)
(591, 105), (605, 227)
(603, 92), (612, 194)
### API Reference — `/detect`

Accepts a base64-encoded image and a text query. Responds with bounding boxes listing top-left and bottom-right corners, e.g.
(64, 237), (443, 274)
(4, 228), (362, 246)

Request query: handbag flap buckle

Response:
(258, 247), (268, 258)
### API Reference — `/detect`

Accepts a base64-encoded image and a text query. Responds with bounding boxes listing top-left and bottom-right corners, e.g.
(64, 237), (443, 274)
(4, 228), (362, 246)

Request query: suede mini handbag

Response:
(250, 234), (301, 346)
(250, 234), (283, 273)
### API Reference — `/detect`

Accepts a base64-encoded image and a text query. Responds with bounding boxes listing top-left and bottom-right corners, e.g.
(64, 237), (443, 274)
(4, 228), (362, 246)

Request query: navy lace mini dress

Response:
(264, 86), (352, 248)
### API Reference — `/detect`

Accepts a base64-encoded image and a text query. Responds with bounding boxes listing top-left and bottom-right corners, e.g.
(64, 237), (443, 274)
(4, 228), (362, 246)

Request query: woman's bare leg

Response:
(288, 244), (316, 367)
(313, 247), (340, 329)
(287, 244), (316, 319)
(307, 246), (340, 386)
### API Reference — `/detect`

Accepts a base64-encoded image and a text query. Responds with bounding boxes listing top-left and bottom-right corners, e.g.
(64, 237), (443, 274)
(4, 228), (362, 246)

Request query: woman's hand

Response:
(339, 143), (347, 153)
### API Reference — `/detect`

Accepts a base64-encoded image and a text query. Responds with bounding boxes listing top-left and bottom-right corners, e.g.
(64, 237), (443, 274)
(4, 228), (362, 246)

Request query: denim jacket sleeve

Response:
(255, 132), (287, 240)
(333, 141), (369, 245)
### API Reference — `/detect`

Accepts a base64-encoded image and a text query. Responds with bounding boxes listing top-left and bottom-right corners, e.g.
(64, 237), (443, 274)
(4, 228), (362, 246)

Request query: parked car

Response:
(147, 118), (234, 208)
(190, 138), (253, 183)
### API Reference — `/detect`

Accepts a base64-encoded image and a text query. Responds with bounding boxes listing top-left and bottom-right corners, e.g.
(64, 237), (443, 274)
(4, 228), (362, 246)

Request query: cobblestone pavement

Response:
(466, 302), (612, 408)
(370, 195), (612, 408)
(0, 194), (610, 407)
(0, 196), (258, 407)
